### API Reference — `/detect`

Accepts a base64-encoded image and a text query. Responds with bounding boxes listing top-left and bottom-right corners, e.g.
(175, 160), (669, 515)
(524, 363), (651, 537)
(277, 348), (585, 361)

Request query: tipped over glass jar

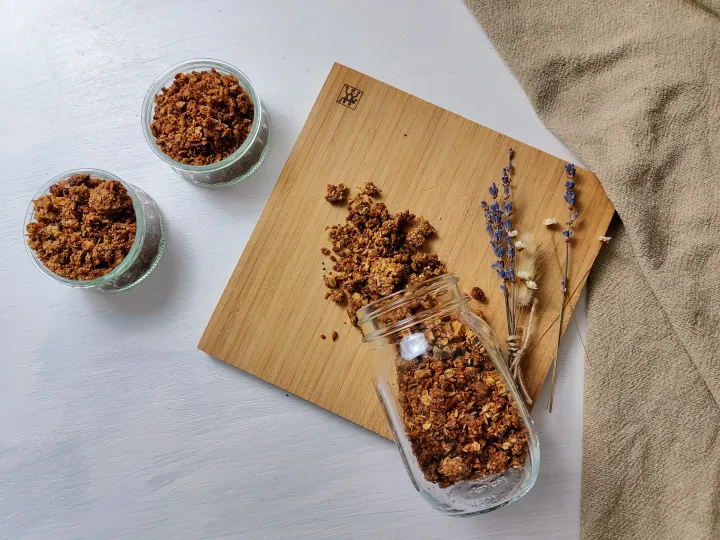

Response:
(357, 274), (539, 515)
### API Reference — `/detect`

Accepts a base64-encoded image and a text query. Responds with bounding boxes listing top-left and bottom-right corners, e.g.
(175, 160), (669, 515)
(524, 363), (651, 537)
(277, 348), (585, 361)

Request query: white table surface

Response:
(0, 1), (587, 539)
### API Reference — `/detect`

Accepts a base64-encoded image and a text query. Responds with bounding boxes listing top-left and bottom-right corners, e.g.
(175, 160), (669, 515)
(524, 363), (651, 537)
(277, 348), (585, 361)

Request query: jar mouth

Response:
(140, 58), (263, 172)
(358, 274), (468, 341)
(23, 168), (146, 288)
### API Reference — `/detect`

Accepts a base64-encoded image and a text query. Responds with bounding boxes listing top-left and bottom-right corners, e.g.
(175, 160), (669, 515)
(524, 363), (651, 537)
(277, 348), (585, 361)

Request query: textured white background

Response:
(0, 1), (586, 539)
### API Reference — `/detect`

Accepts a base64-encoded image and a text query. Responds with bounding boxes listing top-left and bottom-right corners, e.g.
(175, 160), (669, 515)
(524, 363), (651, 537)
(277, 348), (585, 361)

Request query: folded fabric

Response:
(465, 1), (720, 538)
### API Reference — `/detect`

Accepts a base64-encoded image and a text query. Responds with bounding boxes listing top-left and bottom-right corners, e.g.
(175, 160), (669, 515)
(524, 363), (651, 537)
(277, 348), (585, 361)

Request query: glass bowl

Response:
(141, 59), (270, 188)
(24, 169), (166, 293)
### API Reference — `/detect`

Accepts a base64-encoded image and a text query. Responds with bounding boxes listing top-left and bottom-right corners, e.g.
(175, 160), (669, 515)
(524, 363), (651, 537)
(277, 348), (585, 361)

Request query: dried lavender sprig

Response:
(482, 186), (514, 336)
(481, 150), (518, 350)
(502, 166), (517, 334)
(548, 163), (578, 413)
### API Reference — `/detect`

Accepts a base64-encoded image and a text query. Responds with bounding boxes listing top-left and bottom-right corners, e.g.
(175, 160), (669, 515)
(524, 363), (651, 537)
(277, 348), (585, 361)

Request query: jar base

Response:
(175, 128), (270, 188)
(96, 195), (166, 293)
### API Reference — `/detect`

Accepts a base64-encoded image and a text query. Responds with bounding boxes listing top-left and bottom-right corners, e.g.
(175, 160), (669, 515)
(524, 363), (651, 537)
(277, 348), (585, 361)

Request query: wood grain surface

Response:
(199, 63), (614, 437)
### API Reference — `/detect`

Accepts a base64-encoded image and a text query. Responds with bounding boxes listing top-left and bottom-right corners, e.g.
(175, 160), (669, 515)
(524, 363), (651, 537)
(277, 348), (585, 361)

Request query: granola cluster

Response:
(150, 69), (254, 165)
(398, 318), (529, 487)
(470, 286), (485, 302)
(356, 181), (381, 197)
(26, 174), (137, 280)
(322, 182), (446, 325)
(324, 183), (347, 203)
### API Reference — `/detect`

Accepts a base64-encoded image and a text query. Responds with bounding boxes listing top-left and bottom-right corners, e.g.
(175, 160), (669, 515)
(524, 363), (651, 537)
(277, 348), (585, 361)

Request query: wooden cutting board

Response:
(199, 63), (614, 438)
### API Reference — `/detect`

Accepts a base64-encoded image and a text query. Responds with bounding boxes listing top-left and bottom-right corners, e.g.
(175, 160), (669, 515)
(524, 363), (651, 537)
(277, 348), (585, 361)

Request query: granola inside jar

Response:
(24, 169), (166, 292)
(358, 274), (539, 515)
(141, 59), (270, 188)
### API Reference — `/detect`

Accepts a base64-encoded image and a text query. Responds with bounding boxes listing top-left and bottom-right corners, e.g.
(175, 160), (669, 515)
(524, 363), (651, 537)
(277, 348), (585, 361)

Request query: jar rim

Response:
(140, 58), (264, 172)
(357, 274), (458, 323)
(23, 168), (146, 288)
(357, 274), (467, 341)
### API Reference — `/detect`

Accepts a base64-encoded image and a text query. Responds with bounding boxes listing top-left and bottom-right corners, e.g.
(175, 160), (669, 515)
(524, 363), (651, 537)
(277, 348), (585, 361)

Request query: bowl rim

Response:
(140, 58), (263, 172)
(24, 168), (146, 288)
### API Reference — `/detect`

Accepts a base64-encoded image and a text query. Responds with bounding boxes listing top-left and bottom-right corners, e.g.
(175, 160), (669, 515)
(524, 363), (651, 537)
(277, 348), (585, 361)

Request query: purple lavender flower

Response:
(489, 183), (499, 198)
(564, 163), (576, 178)
(507, 147), (514, 160)
(507, 161), (514, 172)
(564, 191), (576, 207)
(563, 229), (573, 242)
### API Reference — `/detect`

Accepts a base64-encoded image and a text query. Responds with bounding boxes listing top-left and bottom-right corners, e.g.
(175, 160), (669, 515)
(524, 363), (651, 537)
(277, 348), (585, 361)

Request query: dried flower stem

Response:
(511, 298), (538, 404)
(481, 148), (536, 403)
(548, 164), (578, 412)
(548, 225), (569, 412)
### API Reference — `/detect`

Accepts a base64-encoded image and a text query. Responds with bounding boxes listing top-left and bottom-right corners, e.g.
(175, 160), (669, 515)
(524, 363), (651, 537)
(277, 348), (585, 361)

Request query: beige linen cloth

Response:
(465, 1), (720, 539)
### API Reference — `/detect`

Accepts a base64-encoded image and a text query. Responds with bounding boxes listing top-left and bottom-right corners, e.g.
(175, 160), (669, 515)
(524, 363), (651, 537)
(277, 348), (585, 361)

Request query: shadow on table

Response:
(83, 222), (183, 315)
(192, 138), (284, 217)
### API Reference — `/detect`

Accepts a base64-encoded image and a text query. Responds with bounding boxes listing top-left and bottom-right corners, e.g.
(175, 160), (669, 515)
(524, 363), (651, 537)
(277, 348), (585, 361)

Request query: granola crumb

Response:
(26, 174), (136, 280)
(416, 217), (435, 238)
(320, 334), (327, 340)
(357, 181), (381, 197)
(320, 247), (331, 256)
(150, 69), (254, 165)
(331, 331), (339, 342)
(325, 183), (347, 203)
(406, 228), (426, 248)
(470, 287), (486, 302)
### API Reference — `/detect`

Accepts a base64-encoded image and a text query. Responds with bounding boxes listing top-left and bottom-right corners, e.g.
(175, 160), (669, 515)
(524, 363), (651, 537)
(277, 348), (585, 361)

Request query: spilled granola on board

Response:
(320, 182), (529, 487)
(321, 182), (445, 325)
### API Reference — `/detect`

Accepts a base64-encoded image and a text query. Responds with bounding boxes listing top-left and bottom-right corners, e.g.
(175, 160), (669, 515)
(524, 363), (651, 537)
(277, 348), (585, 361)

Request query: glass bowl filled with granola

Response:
(24, 169), (166, 292)
(141, 59), (270, 188)
(357, 274), (539, 515)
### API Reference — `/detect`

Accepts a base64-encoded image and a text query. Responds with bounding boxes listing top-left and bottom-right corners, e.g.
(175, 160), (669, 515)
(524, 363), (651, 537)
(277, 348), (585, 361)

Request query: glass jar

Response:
(141, 59), (270, 188)
(358, 274), (539, 515)
(24, 169), (166, 293)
